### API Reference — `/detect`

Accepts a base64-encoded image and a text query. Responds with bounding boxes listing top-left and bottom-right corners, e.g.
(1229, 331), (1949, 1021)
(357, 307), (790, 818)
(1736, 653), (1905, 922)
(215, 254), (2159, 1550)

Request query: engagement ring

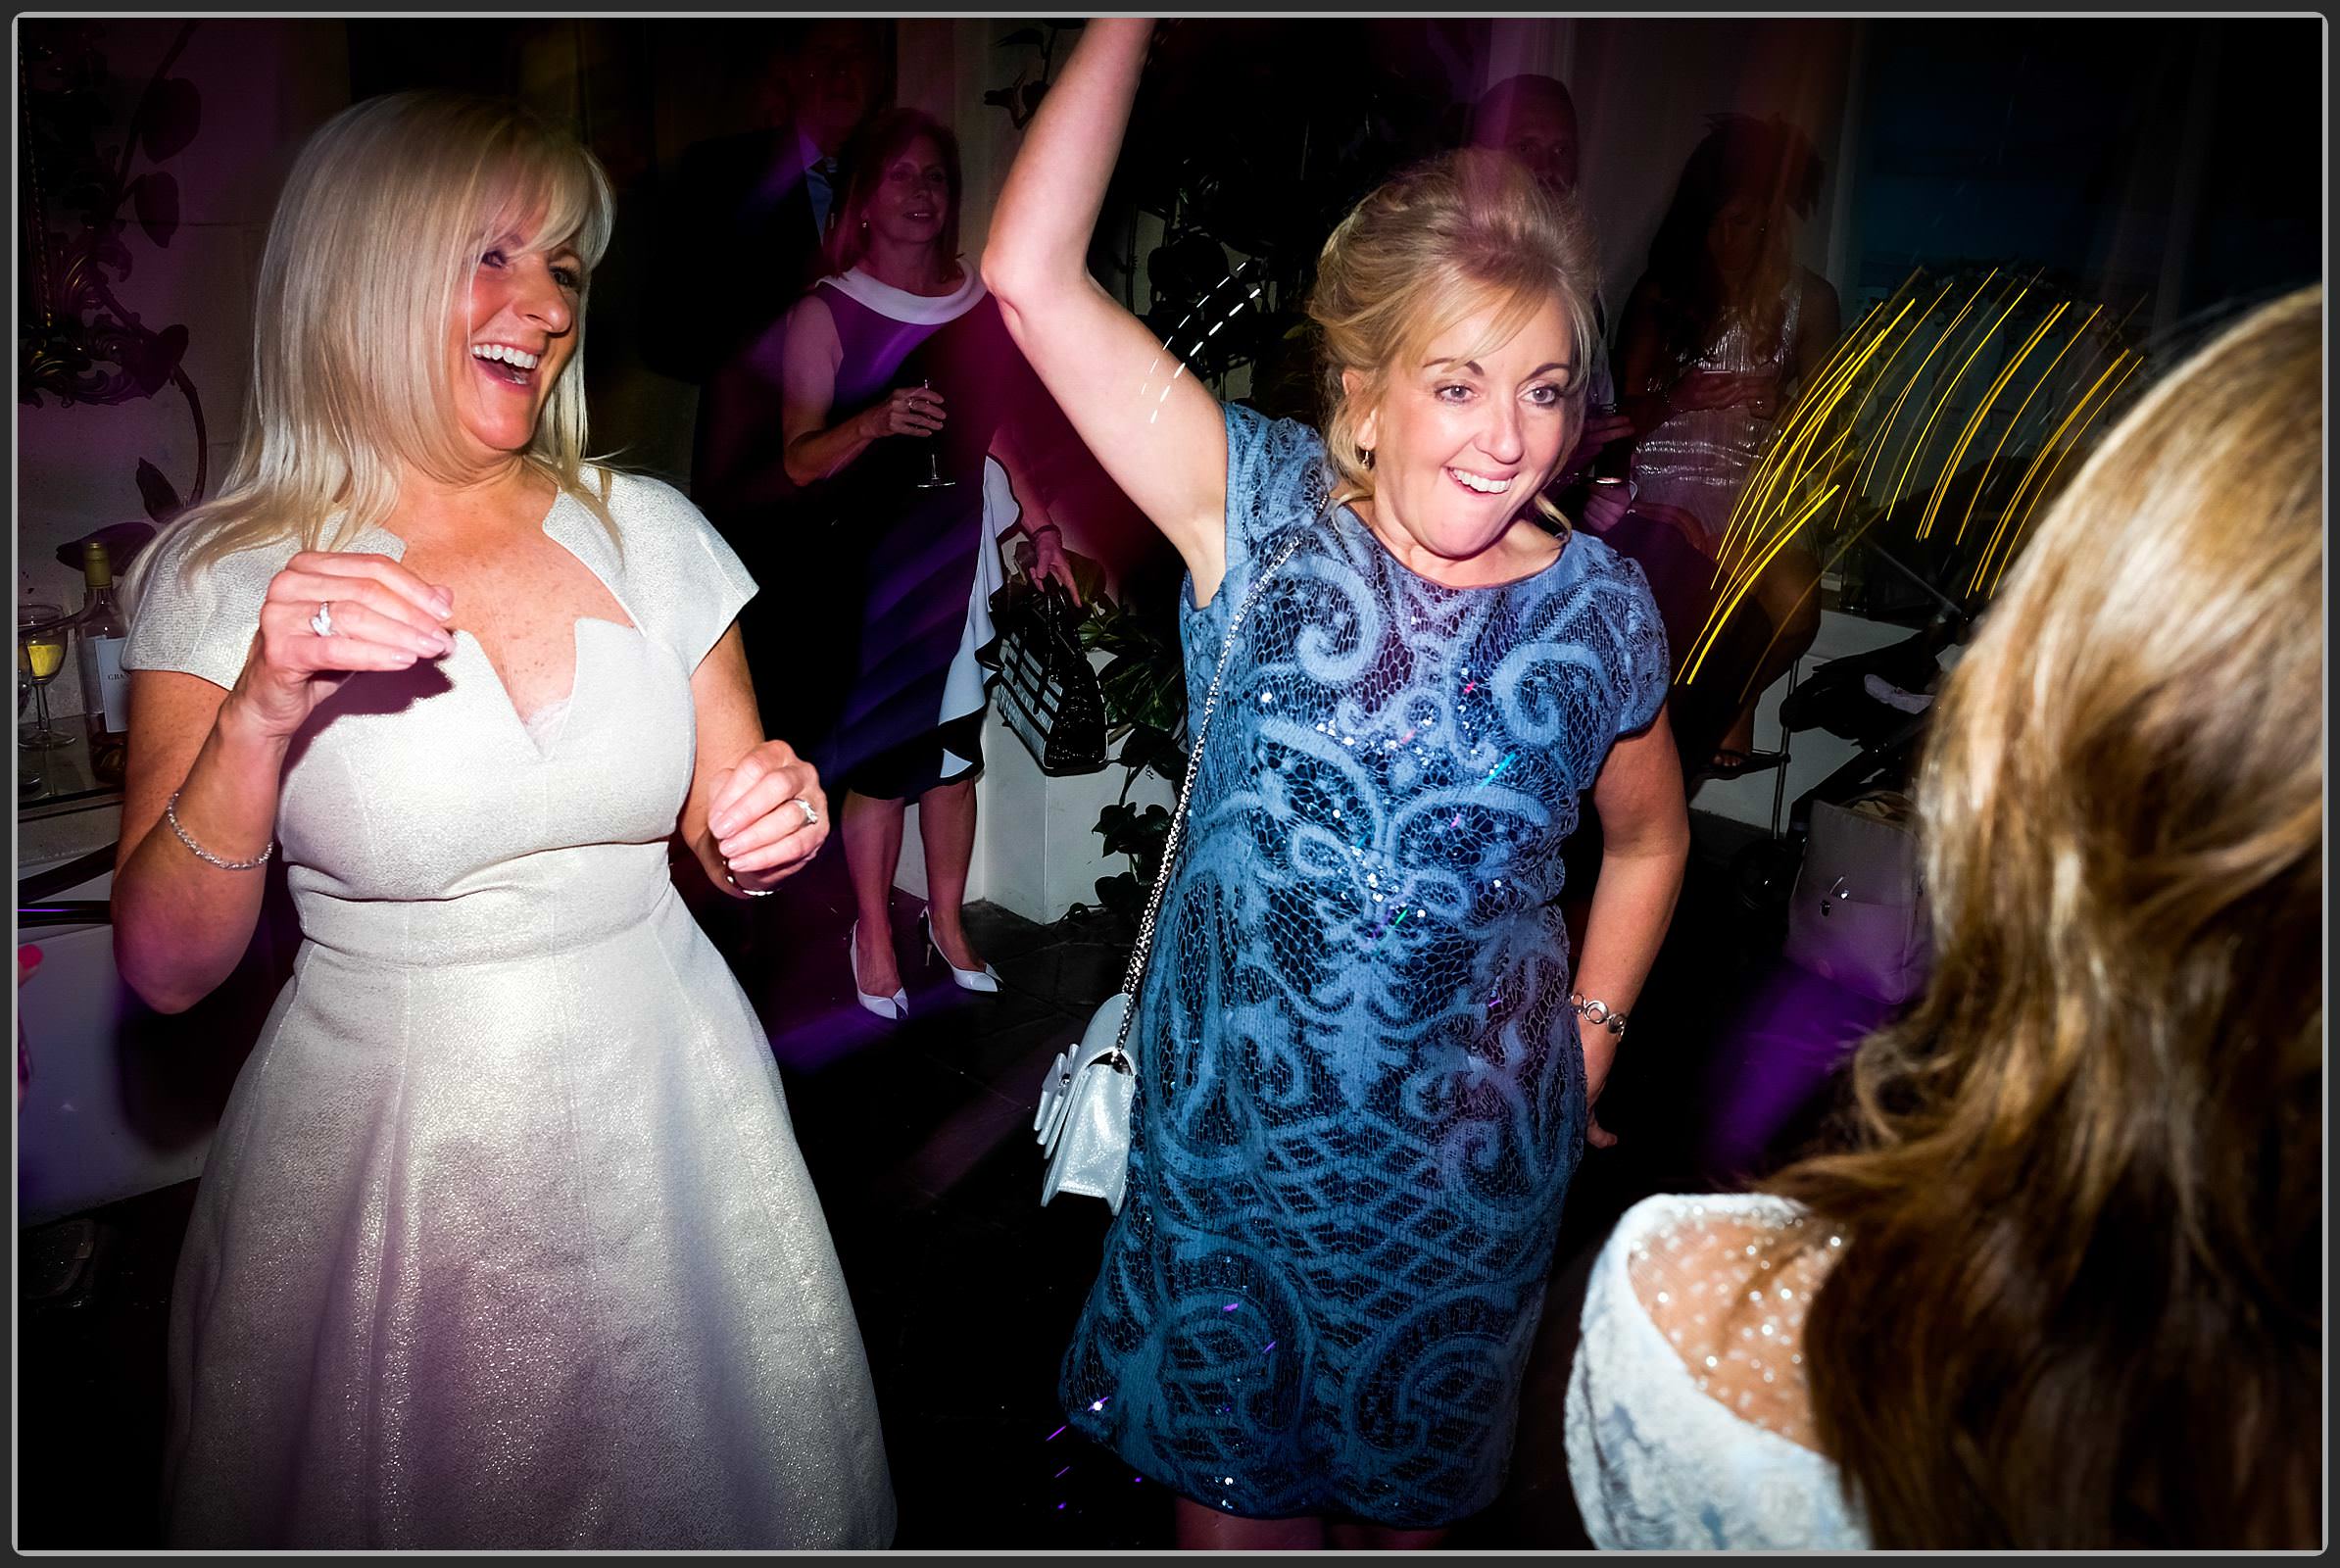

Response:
(310, 601), (337, 638)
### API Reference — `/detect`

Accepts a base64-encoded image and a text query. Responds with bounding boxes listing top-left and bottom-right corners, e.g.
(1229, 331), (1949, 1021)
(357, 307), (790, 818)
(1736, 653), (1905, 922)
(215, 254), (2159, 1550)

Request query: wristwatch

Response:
(1568, 991), (1628, 1038)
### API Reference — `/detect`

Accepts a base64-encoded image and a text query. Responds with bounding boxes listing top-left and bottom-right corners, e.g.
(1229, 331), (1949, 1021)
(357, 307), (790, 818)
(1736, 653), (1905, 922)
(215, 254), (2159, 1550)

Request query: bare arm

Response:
(777, 295), (945, 489)
(113, 674), (287, 1012)
(1574, 709), (1690, 1144)
(681, 622), (826, 897)
(987, 416), (1082, 603)
(980, 18), (1234, 604)
(114, 553), (457, 1012)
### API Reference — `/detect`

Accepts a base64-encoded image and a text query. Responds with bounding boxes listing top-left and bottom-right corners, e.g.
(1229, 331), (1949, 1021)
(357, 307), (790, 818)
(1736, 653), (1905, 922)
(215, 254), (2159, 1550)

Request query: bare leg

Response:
(841, 790), (906, 996)
(1717, 544), (1824, 764)
(915, 774), (987, 971)
(1327, 1520), (1452, 1550)
(1175, 1497), (1325, 1550)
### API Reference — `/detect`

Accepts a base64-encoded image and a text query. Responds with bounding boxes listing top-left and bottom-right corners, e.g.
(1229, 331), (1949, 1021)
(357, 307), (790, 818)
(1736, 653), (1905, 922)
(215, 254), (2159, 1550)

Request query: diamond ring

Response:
(310, 601), (337, 637)
(792, 798), (819, 828)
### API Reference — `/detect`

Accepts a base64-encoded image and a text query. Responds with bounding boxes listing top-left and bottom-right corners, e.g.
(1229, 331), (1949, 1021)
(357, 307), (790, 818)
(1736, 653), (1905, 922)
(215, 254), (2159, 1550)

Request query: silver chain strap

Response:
(1106, 530), (1307, 1066)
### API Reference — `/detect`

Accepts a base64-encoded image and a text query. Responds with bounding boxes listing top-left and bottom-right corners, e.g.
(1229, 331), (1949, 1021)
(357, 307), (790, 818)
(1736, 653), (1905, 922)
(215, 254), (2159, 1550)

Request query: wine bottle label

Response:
(93, 636), (130, 730)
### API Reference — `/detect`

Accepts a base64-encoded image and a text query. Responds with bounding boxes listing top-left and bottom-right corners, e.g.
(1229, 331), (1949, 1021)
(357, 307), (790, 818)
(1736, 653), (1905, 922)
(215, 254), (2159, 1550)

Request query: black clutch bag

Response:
(977, 575), (1108, 776)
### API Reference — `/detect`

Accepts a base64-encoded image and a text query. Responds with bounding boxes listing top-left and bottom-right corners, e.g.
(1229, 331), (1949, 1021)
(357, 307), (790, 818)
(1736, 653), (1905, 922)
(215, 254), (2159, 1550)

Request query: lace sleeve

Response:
(1212, 403), (1330, 614)
(1564, 1193), (1868, 1549)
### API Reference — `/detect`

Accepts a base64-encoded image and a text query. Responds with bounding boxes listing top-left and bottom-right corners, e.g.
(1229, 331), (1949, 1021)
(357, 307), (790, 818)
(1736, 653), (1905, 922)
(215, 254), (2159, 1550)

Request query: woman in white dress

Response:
(113, 91), (895, 1548)
(1565, 288), (2322, 1549)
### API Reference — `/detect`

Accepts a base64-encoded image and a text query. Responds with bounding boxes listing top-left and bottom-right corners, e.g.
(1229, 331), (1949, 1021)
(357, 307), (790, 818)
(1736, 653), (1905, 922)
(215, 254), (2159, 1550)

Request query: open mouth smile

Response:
(1446, 466), (1516, 496)
(471, 342), (543, 389)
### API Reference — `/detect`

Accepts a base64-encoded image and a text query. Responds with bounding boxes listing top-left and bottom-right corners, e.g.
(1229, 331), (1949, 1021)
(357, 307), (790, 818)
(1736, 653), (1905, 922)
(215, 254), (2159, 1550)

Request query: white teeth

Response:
(1450, 467), (1512, 495)
(471, 343), (540, 370)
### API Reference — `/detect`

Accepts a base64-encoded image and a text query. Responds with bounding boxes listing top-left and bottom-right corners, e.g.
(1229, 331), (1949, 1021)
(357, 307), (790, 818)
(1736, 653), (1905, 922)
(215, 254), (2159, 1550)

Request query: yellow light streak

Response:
(1878, 269), (2008, 524)
(1949, 301), (2071, 546)
(1984, 353), (2142, 595)
(1960, 305), (2105, 593)
(1911, 282), (2034, 541)
(1682, 483), (1839, 685)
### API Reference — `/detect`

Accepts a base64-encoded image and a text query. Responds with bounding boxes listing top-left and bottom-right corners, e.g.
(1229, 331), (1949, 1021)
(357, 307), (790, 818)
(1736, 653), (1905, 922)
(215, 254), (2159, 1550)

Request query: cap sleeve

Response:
(122, 526), (297, 691)
(1571, 542), (1670, 737)
(1610, 554), (1670, 736)
(1214, 402), (1331, 614)
(601, 471), (759, 671)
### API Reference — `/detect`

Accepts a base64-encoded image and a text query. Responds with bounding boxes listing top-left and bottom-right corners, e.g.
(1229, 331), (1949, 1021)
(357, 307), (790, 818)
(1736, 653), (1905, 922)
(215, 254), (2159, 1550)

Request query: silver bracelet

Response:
(164, 790), (275, 872)
(724, 868), (775, 898)
(1568, 991), (1629, 1038)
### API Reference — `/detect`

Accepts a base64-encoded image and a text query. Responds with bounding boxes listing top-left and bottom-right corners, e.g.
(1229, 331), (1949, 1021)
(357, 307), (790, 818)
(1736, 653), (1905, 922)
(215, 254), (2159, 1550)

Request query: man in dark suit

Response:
(646, 20), (884, 436)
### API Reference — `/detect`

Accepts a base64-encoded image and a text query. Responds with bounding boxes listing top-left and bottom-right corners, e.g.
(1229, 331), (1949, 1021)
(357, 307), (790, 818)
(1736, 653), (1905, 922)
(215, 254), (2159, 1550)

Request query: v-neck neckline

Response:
(356, 484), (646, 756)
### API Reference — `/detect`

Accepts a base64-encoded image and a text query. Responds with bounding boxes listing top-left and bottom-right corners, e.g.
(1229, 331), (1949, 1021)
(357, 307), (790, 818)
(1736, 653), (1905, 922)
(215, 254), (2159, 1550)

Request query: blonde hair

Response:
(1306, 147), (1602, 528)
(135, 91), (616, 592)
(1770, 286), (2324, 1547)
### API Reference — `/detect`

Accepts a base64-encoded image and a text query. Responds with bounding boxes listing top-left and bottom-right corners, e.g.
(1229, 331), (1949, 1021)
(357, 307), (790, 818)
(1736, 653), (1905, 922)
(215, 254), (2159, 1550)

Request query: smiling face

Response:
(1348, 291), (1581, 568)
(452, 222), (582, 466)
(863, 133), (951, 253)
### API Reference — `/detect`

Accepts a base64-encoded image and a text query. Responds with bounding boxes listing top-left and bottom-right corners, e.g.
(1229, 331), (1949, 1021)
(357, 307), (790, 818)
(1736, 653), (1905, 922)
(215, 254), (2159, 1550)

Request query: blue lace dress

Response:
(1060, 406), (1669, 1527)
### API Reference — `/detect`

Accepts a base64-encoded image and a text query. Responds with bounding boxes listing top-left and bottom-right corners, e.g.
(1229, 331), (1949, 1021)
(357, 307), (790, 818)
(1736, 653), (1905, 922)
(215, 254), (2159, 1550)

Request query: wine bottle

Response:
(75, 541), (130, 782)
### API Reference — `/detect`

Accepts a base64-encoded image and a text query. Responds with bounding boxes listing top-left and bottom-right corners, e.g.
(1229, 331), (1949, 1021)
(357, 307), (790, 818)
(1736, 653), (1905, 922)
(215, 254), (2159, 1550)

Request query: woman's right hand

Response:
(856, 385), (947, 442)
(223, 552), (457, 741)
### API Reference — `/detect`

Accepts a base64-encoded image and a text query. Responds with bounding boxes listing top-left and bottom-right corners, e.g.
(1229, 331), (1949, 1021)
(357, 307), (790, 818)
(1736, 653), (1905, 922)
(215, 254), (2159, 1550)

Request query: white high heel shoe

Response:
(849, 919), (908, 1020)
(923, 908), (1000, 993)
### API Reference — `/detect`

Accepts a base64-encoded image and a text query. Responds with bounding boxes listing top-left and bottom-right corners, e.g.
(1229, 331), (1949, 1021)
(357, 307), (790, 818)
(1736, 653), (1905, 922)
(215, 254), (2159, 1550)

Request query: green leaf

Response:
(134, 458), (182, 523)
(1096, 872), (1143, 918)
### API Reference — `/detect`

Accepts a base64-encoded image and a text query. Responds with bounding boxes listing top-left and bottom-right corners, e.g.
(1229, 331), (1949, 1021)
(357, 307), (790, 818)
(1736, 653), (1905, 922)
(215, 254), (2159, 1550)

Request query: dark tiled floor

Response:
(19, 810), (1830, 1549)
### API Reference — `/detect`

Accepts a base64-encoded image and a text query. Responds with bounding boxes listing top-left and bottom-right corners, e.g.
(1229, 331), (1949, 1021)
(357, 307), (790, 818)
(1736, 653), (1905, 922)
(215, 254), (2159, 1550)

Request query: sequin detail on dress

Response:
(1060, 406), (1668, 1527)
(1564, 1192), (1868, 1547)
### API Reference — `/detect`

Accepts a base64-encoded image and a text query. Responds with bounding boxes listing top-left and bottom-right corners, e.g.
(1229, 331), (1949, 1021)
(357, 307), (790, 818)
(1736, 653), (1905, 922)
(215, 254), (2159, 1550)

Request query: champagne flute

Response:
(17, 603), (69, 749)
(910, 376), (955, 491)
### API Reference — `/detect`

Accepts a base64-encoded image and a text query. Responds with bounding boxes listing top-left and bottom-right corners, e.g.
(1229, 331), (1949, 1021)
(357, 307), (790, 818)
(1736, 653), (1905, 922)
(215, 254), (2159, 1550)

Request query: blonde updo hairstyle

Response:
(1307, 147), (1602, 528)
(137, 90), (616, 591)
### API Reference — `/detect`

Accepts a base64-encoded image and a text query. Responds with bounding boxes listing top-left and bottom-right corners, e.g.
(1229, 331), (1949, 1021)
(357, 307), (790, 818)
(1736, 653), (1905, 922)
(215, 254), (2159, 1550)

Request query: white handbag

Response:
(1036, 532), (1304, 1211)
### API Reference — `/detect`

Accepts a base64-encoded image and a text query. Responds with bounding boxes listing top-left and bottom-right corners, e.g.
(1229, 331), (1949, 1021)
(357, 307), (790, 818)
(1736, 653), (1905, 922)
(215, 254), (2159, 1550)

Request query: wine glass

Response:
(17, 666), (44, 797)
(16, 603), (69, 749)
(910, 376), (955, 491)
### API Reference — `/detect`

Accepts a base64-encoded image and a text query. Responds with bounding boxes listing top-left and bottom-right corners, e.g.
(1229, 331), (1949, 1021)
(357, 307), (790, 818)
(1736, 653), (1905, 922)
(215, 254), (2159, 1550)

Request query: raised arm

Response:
(980, 18), (1234, 604)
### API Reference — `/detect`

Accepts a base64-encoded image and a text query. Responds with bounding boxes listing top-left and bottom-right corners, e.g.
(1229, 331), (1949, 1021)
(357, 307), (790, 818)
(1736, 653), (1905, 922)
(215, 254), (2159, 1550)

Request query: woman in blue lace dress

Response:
(986, 23), (1689, 1548)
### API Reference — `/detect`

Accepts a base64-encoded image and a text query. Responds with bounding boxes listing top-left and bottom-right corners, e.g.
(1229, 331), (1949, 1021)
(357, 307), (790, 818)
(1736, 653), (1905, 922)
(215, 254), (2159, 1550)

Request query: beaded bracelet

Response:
(164, 790), (275, 871)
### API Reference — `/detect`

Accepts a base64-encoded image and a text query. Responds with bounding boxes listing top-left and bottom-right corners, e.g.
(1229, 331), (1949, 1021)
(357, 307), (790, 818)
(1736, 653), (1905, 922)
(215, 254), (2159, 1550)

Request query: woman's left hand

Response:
(1027, 527), (1083, 607)
(706, 739), (829, 892)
